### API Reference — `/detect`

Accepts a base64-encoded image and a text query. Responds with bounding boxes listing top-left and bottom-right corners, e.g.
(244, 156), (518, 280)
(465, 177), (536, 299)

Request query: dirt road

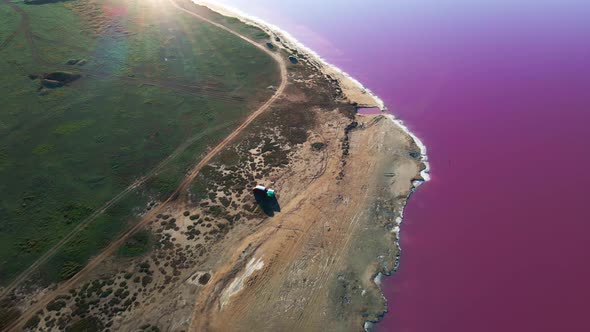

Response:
(167, 0), (289, 196)
(5, 1), (288, 330)
(0, 0), (26, 52)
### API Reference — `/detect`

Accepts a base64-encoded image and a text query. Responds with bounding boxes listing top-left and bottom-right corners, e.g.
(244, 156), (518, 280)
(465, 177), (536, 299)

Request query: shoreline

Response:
(192, 0), (385, 108)
(189, 0), (429, 179)
(190, 1), (430, 330)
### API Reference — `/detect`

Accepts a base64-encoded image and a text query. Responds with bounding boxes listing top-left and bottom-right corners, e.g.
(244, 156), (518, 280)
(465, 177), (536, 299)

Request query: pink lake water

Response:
(202, 1), (590, 331)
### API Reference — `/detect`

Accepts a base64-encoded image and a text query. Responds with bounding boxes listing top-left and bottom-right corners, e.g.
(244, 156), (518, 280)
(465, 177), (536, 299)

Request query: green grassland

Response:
(0, 0), (279, 284)
(0, 4), (20, 43)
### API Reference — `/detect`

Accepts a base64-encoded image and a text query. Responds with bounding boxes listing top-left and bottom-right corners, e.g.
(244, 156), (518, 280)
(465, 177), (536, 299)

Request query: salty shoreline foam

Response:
(190, 1), (430, 330)
(385, 114), (430, 182)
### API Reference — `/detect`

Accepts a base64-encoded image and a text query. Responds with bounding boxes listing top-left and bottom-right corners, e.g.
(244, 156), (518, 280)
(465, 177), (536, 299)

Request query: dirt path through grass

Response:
(0, 121), (236, 301)
(0, 0), (26, 51)
(5, 0), (288, 329)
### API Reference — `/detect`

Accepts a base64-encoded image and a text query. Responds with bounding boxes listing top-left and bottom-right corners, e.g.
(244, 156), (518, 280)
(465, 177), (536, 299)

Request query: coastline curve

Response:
(190, 1), (430, 330)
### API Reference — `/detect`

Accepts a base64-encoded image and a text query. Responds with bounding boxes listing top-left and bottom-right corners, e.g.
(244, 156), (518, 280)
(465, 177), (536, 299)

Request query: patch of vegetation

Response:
(208, 205), (223, 217)
(60, 261), (82, 280)
(65, 316), (103, 332)
(118, 230), (152, 257)
(312, 142), (326, 150)
(187, 3), (272, 41)
(33, 143), (54, 155)
(141, 275), (153, 287)
(0, 300), (20, 330)
(36, 190), (146, 284)
(46, 299), (67, 312)
(25, 0), (75, 4)
(24, 314), (41, 330)
(0, 5), (20, 43)
(52, 119), (94, 135)
(140, 324), (161, 332)
(198, 272), (211, 285)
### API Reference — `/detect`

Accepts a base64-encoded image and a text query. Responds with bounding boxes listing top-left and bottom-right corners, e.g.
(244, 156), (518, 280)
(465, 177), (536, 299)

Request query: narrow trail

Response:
(0, 0), (25, 52)
(5, 0), (288, 330)
(0, 0), (235, 300)
(150, 0), (289, 198)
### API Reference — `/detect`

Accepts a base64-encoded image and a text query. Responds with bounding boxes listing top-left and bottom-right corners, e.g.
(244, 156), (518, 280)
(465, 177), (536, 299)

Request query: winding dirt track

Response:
(0, 121), (236, 302)
(5, 0), (288, 330)
(0, 0), (276, 302)
(0, 0), (25, 52)
(165, 0), (288, 195)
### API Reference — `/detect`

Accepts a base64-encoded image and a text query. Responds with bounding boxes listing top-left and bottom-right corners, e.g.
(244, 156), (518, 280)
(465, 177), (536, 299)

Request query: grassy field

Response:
(0, 4), (19, 43)
(0, 0), (279, 285)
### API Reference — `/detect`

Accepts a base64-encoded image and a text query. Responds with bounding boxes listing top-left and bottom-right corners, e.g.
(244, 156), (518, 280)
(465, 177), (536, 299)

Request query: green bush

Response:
(118, 230), (151, 257)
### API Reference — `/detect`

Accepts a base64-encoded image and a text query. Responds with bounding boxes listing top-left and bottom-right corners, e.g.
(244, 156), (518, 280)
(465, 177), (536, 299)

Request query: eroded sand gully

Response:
(190, 114), (423, 331)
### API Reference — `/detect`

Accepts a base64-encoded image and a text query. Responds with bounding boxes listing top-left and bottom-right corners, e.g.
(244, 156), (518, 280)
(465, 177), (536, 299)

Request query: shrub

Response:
(118, 231), (151, 257)
(46, 300), (67, 312)
(141, 276), (153, 287)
